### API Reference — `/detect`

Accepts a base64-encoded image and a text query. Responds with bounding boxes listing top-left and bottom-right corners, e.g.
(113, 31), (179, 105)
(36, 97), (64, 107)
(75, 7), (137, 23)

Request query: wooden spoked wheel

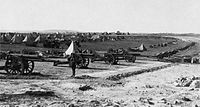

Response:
(104, 53), (116, 64)
(69, 54), (83, 68)
(23, 60), (34, 74)
(5, 55), (24, 75)
(69, 54), (90, 68)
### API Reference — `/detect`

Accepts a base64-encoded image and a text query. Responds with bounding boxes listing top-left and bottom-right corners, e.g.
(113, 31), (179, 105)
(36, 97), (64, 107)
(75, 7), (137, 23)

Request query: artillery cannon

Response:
(0, 48), (140, 75)
(53, 48), (139, 67)
(0, 52), (61, 75)
(53, 53), (93, 68)
(0, 53), (43, 75)
(91, 48), (140, 64)
(0, 51), (92, 75)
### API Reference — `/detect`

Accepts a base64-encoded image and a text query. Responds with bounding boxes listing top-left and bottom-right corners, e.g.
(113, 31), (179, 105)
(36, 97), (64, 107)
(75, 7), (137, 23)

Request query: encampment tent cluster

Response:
(0, 31), (130, 47)
(0, 32), (44, 45)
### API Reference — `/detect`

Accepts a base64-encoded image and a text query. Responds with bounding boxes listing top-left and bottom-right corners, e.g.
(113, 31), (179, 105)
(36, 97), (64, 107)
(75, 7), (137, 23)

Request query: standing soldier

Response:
(70, 53), (76, 77)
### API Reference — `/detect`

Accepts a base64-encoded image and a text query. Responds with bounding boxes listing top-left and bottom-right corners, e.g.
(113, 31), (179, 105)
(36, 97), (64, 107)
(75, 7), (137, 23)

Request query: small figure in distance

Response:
(70, 53), (76, 77)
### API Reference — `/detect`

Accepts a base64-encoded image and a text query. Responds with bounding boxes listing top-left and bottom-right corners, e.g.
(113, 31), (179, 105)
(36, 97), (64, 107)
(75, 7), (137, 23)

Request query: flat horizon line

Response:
(0, 29), (199, 35)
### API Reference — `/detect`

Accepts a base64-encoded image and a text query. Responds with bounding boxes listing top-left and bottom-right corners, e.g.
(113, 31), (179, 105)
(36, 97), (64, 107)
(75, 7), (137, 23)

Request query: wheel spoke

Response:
(22, 60), (34, 74)
(5, 55), (24, 75)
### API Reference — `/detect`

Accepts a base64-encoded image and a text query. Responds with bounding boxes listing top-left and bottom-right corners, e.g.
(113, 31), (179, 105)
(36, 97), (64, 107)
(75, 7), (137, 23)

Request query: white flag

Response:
(65, 41), (75, 56)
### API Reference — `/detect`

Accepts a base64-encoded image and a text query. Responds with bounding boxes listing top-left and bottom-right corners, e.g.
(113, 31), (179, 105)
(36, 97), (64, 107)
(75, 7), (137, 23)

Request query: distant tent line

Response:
(11, 35), (41, 44)
(0, 32), (178, 48)
(0, 34), (42, 44)
(0, 32), (130, 45)
(22, 35), (41, 43)
(0, 33), (56, 45)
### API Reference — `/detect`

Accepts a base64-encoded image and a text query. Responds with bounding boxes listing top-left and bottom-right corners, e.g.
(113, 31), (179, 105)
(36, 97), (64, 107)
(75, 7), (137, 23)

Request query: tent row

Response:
(0, 34), (42, 44)
(0, 33), (127, 44)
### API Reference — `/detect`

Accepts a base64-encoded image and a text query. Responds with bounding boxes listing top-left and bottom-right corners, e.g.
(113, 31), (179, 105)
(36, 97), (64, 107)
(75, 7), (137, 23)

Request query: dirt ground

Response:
(0, 36), (200, 107)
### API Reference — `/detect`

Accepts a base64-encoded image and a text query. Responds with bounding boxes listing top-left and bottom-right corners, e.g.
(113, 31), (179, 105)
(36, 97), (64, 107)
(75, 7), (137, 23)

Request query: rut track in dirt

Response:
(106, 63), (178, 81)
(77, 60), (178, 81)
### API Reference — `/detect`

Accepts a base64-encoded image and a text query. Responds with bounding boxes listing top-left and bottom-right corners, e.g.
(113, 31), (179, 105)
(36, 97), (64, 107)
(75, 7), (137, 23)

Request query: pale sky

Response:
(0, 0), (200, 33)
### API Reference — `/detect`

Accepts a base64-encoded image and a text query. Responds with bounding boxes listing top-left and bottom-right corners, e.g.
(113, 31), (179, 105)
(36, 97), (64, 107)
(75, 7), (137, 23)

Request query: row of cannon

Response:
(156, 49), (179, 59)
(155, 42), (196, 59)
(149, 41), (177, 48)
(0, 48), (140, 75)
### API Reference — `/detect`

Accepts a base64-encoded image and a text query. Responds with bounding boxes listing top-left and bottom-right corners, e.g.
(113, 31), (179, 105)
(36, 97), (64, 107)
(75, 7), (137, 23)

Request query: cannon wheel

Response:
(23, 60), (34, 74)
(69, 54), (83, 68)
(104, 53), (117, 64)
(125, 55), (136, 63)
(5, 55), (24, 75)
(75, 55), (90, 68)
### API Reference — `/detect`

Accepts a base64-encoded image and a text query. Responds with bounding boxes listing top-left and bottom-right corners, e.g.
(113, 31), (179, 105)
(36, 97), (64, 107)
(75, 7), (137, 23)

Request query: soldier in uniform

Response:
(70, 53), (76, 77)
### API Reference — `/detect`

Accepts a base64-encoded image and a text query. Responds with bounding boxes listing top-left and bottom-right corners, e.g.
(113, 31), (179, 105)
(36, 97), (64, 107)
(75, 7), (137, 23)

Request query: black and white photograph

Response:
(0, 0), (200, 106)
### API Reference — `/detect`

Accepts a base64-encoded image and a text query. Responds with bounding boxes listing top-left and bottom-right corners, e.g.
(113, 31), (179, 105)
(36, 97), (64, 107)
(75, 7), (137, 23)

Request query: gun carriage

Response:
(0, 53), (45, 75)
(0, 48), (140, 75)
(54, 48), (140, 67)
(0, 52), (92, 75)
(91, 48), (140, 64)
(0, 50), (71, 75)
(53, 53), (93, 68)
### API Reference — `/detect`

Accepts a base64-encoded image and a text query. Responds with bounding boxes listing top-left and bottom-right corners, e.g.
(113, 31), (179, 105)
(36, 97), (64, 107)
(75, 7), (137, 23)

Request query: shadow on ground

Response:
(0, 91), (60, 104)
(75, 75), (99, 79)
(0, 72), (59, 80)
(82, 67), (109, 70)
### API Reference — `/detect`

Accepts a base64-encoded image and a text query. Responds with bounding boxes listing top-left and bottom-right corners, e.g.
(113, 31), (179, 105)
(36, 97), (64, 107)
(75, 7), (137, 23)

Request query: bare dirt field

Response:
(0, 35), (200, 107)
(0, 59), (174, 107)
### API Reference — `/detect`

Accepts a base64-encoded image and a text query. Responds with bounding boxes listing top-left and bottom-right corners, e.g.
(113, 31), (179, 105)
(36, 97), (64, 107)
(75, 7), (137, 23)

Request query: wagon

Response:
(53, 53), (94, 68)
(91, 48), (140, 64)
(0, 54), (39, 75)
(0, 53), (58, 75)
(0, 51), (95, 75)
(54, 48), (139, 67)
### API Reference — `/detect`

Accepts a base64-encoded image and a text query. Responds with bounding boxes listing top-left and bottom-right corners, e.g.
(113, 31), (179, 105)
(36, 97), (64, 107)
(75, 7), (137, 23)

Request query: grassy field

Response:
(0, 36), (192, 56)
(81, 37), (191, 56)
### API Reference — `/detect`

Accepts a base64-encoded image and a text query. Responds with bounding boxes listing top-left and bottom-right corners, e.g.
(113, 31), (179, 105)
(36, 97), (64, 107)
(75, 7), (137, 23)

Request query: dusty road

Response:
(0, 35), (200, 107)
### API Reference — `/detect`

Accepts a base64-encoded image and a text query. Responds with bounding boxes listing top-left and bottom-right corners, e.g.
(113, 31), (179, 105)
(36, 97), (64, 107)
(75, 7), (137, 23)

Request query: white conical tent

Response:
(0, 35), (9, 43)
(65, 41), (75, 56)
(138, 44), (147, 51)
(5, 33), (12, 40)
(0, 35), (4, 43)
(22, 35), (35, 45)
(11, 35), (16, 43)
(34, 35), (41, 43)
(91, 35), (100, 40)
(11, 35), (23, 43)
(22, 35), (28, 42)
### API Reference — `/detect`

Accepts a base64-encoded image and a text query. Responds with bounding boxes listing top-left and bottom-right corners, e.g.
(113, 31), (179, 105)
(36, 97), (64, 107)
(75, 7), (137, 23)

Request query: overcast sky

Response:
(0, 0), (200, 33)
